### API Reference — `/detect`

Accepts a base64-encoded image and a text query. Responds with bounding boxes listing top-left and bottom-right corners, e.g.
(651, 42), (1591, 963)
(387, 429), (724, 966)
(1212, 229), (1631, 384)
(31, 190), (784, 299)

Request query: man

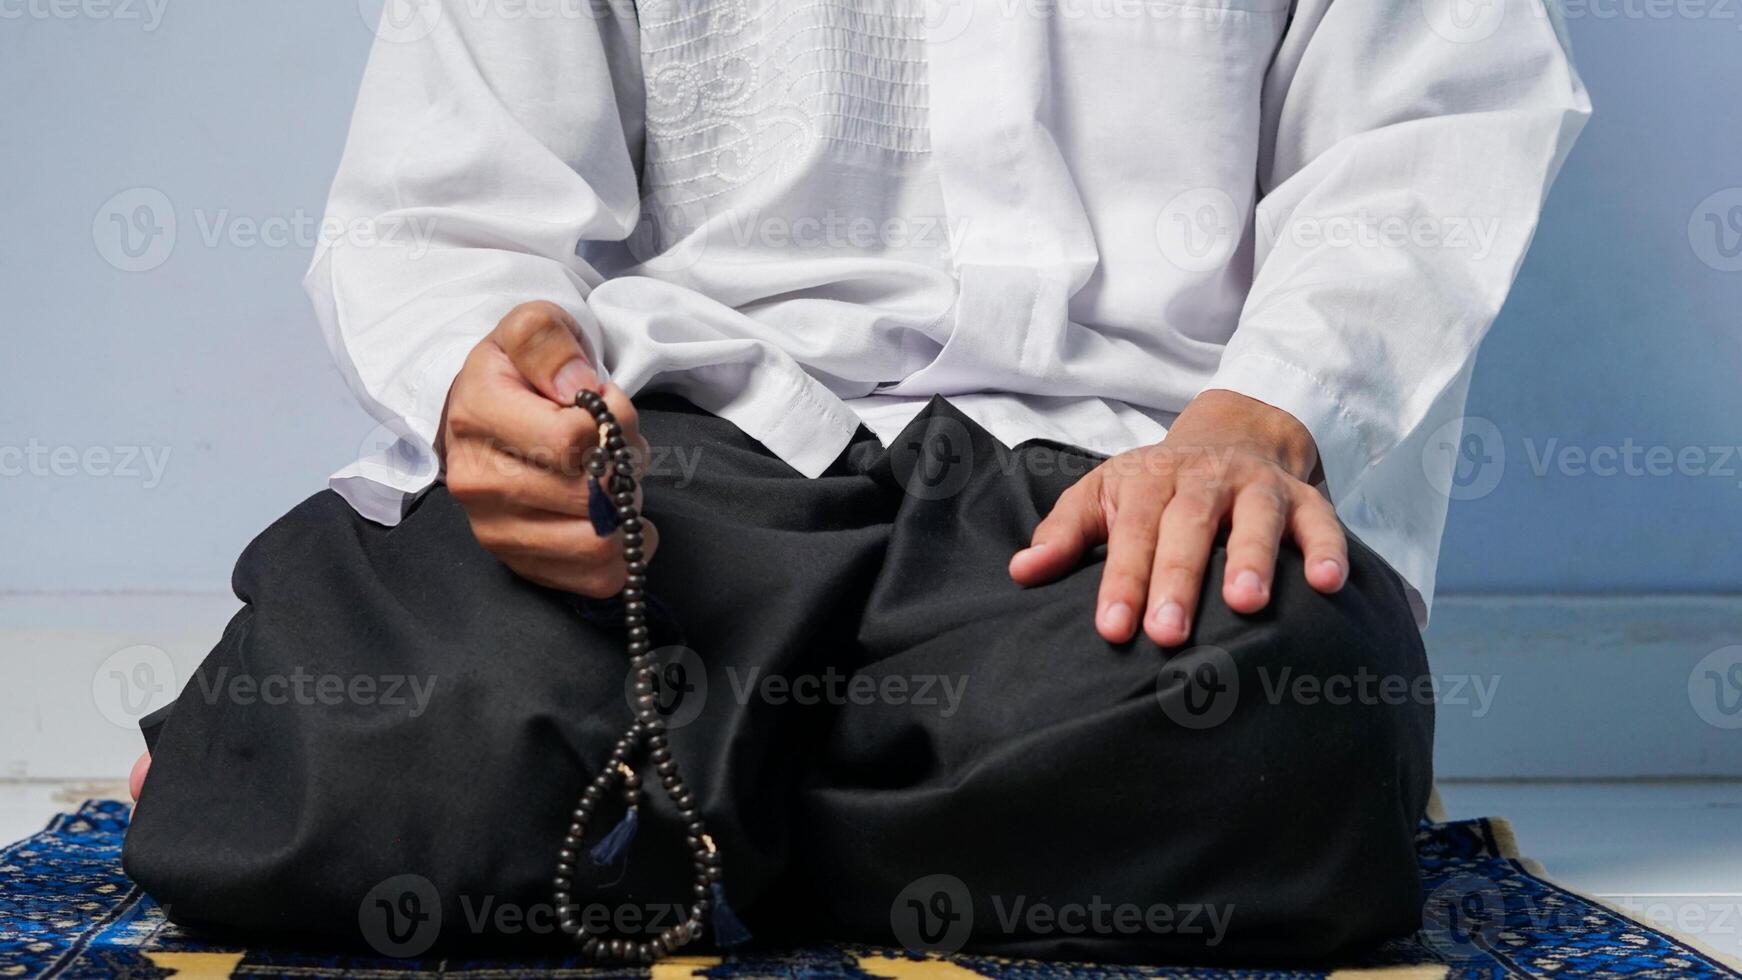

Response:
(123, 0), (1588, 965)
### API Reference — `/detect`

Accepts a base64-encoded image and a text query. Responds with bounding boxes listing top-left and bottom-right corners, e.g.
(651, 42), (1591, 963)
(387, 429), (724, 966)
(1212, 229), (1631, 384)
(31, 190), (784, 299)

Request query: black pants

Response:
(123, 396), (1433, 966)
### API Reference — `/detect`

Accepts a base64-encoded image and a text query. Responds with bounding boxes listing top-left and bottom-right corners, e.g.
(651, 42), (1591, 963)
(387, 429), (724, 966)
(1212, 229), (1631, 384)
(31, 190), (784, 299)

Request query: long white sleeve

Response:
(306, 1), (645, 523)
(1210, 0), (1590, 528)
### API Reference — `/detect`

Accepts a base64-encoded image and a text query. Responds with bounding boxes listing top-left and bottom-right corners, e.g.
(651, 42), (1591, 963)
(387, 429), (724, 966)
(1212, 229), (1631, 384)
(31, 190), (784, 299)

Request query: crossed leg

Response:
(124, 397), (1430, 965)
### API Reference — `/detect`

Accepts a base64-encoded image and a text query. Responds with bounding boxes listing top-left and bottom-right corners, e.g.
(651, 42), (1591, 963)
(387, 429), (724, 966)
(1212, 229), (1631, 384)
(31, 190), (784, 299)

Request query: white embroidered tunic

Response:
(308, 0), (1590, 621)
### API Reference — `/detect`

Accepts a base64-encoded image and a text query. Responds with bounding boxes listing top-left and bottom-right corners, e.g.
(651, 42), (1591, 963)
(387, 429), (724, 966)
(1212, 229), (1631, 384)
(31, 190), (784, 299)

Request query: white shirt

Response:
(307, 0), (1589, 623)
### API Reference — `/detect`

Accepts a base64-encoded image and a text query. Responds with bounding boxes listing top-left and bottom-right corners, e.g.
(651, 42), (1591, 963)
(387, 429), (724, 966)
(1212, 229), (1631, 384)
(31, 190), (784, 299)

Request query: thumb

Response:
(491, 301), (599, 405)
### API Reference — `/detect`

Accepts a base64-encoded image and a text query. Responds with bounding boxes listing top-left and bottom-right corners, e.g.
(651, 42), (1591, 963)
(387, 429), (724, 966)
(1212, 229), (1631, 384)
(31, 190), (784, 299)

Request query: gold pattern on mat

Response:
(652, 955), (724, 979)
(143, 951), (247, 978)
(856, 953), (989, 979)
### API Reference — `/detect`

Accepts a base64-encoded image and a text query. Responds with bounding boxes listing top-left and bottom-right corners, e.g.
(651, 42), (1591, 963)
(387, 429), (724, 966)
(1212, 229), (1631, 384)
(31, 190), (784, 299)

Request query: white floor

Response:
(3, 779), (1738, 965)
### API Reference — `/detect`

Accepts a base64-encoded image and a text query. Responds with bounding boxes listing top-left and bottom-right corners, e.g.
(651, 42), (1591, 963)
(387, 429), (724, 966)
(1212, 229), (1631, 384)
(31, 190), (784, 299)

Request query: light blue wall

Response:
(1, 4), (1737, 595)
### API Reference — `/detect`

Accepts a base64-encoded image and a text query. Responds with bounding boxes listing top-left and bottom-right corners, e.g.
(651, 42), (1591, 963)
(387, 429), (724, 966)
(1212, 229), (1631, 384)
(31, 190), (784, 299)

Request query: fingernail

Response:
(1099, 602), (1135, 638)
(554, 358), (597, 402)
(1234, 569), (1265, 598)
(1316, 559), (1345, 586)
(1153, 601), (1186, 637)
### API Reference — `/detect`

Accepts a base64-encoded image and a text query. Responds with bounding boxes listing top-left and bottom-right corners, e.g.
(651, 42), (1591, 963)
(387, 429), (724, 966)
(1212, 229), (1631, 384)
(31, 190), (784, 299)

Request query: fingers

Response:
(491, 300), (599, 405)
(1290, 489), (1348, 593)
(1143, 482), (1227, 647)
(448, 343), (647, 476)
(1009, 471), (1106, 586)
(445, 443), (593, 516)
(1220, 482), (1290, 614)
(465, 503), (661, 598)
(1094, 484), (1169, 642)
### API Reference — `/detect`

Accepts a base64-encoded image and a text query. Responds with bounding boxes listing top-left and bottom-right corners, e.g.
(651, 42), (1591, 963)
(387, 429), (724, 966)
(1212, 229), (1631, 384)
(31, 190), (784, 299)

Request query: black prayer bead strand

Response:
(555, 389), (726, 963)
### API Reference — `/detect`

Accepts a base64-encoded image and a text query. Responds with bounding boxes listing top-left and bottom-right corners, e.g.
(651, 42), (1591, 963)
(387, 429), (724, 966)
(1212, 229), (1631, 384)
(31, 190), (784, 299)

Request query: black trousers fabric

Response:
(123, 396), (1433, 966)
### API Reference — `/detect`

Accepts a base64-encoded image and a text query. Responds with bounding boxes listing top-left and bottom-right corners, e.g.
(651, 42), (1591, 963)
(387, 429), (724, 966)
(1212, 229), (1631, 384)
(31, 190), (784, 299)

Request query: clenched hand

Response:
(440, 301), (655, 596)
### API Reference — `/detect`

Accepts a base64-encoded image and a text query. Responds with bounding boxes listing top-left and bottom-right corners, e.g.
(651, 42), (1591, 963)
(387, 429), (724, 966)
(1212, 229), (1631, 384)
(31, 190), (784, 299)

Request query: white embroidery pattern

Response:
(637, 0), (931, 217)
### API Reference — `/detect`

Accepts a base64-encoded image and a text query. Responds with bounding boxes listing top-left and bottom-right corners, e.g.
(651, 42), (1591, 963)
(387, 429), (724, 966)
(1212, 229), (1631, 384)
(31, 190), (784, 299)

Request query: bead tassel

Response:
(588, 804), (638, 867)
(710, 881), (752, 947)
(587, 476), (620, 536)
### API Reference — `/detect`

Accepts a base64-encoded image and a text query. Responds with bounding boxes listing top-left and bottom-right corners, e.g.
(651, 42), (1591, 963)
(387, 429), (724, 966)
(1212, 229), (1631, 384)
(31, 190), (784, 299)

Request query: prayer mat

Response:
(3, 801), (1736, 979)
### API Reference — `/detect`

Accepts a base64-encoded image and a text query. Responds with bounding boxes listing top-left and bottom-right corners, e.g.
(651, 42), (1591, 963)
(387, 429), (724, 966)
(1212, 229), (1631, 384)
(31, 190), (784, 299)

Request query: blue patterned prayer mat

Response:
(2, 800), (1737, 979)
